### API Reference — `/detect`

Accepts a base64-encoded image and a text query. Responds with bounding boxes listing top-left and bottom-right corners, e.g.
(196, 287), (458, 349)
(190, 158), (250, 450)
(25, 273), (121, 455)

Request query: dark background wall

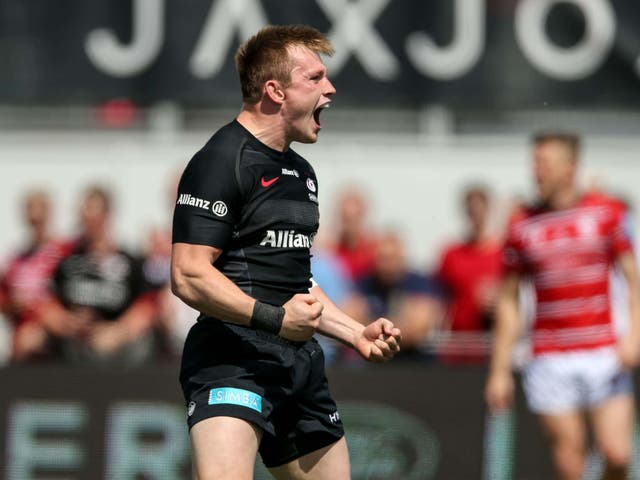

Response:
(1, 0), (640, 109)
(0, 364), (583, 479)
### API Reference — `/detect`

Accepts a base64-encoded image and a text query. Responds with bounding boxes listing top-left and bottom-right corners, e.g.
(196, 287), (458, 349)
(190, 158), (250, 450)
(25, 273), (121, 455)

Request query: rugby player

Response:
(171, 25), (402, 480)
(486, 132), (640, 480)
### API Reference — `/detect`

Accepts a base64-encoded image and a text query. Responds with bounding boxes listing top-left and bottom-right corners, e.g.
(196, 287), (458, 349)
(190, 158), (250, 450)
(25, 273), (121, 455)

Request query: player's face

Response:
(465, 194), (488, 229)
(339, 192), (366, 235)
(375, 235), (406, 285)
(80, 195), (109, 238)
(281, 46), (336, 144)
(24, 195), (50, 231)
(533, 141), (576, 201)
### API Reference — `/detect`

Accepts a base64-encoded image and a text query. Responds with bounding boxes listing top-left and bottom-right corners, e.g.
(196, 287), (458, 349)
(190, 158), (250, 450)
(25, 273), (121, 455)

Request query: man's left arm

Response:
(310, 283), (401, 363)
(616, 251), (640, 368)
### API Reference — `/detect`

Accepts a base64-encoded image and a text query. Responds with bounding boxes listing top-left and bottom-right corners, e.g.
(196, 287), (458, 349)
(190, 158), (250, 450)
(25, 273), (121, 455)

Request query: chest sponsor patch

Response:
(176, 193), (210, 210)
(208, 387), (262, 413)
(260, 229), (313, 248)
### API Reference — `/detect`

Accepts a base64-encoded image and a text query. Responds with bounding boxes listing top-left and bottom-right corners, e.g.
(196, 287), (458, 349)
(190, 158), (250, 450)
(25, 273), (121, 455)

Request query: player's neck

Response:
(237, 107), (289, 152)
(548, 186), (580, 211)
(30, 228), (49, 247)
(84, 230), (114, 254)
(469, 228), (491, 245)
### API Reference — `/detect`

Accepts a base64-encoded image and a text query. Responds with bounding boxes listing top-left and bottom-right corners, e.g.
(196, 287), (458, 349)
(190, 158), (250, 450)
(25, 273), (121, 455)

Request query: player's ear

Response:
(264, 80), (285, 105)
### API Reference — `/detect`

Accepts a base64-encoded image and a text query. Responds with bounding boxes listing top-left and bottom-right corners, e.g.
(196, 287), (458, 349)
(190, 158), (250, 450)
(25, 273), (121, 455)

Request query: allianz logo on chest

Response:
(260, 229), (313, 248)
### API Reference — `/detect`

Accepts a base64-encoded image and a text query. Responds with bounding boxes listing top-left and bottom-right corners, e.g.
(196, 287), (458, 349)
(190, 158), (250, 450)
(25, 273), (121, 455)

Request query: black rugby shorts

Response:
(180, 319), (344, 468)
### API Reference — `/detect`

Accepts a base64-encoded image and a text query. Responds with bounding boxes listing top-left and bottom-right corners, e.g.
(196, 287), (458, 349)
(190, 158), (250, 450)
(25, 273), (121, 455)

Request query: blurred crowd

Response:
(315, 184), (505, 365)
(0, 176), (522, 368)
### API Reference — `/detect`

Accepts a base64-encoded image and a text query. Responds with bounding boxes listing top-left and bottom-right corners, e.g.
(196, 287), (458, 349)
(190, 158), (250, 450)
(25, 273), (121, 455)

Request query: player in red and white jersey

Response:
(436, 185), (502, 364)
(506, 192), (630, 355)
(486, 132), (640, 480)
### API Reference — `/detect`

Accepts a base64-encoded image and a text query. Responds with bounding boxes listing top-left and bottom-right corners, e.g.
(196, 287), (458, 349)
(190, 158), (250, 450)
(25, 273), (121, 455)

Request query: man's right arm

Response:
(485, 271), (521, 411)
(171, 243), (255, 325)
(171, 242), (323, 340)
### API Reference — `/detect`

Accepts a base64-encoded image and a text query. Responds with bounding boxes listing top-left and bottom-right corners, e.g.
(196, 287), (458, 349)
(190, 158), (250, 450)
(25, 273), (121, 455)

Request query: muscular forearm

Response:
(38, 300), (72, 335)
(615, 252), (640, 338)
(628, 285), (640, 338)
(171, 243), (258, 326)
(172, 262), (255, 326)
(172, 244), (328, 341)
(311, 285), (364, 348)
(622, 257), (640, 339)
(490, 293), (521, 375)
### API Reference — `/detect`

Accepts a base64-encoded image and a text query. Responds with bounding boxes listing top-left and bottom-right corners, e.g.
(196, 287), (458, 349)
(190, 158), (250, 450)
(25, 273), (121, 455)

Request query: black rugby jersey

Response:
(172, 120), (320, 307)
(52, 243), (147, 321)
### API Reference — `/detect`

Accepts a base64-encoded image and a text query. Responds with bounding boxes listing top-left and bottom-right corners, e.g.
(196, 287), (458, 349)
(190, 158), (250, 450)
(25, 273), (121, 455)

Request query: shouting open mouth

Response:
(313, 102), (331, 128)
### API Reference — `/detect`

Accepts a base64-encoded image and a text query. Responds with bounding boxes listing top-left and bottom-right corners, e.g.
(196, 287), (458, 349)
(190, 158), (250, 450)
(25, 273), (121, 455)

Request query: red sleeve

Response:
(0, 258), (15, 312)
(0, 275), (9, 311)
(502, 219), (525, 274)
(610, 203), (634, 257)
(437, 246), (454, 286)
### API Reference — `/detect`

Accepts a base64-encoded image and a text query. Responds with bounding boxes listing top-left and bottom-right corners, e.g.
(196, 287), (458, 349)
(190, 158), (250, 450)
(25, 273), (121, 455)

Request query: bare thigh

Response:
(538, 411), (586, 480)
(269, 437), (351, 480)
(589, 393), (635, 465)
(190, 416), (262, 480)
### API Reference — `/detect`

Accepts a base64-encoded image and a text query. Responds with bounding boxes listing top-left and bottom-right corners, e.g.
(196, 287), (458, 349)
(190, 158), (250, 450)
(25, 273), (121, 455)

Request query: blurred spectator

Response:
(142, 227), (172, 291)
(144, 170), (198, 359)
(436, 185), (502, 364)
(39, 186), (155, 365)
(332, 186), (377, 280)
(350, 229), (444, 361)
(0, 189), (74, 361)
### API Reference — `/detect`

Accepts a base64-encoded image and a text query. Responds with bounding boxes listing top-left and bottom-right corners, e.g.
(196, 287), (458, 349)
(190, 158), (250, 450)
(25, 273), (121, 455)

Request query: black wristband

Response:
(251, 301), (285, 334)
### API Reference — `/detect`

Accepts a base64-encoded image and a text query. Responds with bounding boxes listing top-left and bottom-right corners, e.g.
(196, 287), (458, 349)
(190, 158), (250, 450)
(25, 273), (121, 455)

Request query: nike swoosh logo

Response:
(261, 176), (279, 187)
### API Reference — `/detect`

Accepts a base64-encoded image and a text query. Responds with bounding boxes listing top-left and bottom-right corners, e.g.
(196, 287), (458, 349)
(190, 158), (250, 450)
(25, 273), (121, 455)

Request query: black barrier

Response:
(0, 364), (572, 479)
(1, 0), (640, 108)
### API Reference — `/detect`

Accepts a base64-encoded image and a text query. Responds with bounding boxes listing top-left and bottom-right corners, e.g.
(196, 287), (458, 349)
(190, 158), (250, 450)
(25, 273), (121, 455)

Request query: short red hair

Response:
(235, 25), (334, 104)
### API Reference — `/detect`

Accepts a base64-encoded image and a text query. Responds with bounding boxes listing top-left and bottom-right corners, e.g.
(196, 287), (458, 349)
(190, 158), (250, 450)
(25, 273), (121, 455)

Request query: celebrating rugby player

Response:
(171, 25), (402, 480)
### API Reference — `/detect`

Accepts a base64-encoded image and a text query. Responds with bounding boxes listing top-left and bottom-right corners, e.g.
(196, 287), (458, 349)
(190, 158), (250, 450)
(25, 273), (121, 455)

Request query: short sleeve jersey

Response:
(437, 240), (502, 331)
(502, 193), (633, 354)
(172, 120), (320, 308)
(52, 243), (148, 321)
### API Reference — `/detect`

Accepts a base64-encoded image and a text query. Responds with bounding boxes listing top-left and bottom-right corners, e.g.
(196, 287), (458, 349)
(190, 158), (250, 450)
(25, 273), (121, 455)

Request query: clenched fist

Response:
(280, 294), (324, 342)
